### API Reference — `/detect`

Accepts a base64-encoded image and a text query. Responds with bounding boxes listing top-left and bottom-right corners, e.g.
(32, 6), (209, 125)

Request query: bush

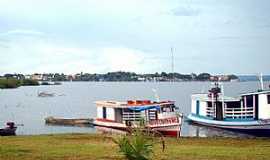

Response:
(0, 78), (20, 88)
(21, 79), (39, 86)
(0, 78), (39, 88)
(113, 119), (165, 160)
(114, 129), (154, 160)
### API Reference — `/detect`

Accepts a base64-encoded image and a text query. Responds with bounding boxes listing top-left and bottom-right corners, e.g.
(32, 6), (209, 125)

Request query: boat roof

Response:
(191, 93), (240, 102)
(240, 90), (270, 96)
(95, 100), (175, 108)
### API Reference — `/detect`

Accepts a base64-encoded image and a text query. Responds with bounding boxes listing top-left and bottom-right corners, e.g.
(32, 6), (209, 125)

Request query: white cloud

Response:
(0, 30), (162, 74)
(0, 29), (45, 37)
(100, 47), (145, 72)
(1, 1), (270, 74)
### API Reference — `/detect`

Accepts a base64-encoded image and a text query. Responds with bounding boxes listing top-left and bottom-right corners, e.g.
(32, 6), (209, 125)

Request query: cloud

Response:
(0, 29), (45, 37)
(99, 47), (146, 72)
(171, 6), (200, 17)
(0, 29), (161, 74)
(0, 1), (270, 74)
(33, 46), (162, 74)
(209, 36), (241, 40)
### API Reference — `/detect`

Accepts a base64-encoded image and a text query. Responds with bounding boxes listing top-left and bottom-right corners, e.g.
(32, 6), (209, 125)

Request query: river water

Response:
(0, 81), (269, 137)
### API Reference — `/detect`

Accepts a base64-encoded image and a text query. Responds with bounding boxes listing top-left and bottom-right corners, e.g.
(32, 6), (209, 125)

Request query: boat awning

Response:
(128, 106), (160, 111)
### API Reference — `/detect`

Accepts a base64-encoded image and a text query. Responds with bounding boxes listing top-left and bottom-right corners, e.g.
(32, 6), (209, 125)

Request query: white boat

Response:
(187, 82), (270, 136)
(94, 100), (183, 137)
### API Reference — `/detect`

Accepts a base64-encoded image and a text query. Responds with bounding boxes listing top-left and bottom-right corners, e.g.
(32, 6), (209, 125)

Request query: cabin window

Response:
(267, 95), (270, 104)
(170, 104), (176, 111)
(162, 107), (171, 112)
(246, 95), (253, 107)
(102, 107), (107, 119)
(207, 102), (212, 107)
(226, 101), (241, 108)
(196, 101), (200, 115)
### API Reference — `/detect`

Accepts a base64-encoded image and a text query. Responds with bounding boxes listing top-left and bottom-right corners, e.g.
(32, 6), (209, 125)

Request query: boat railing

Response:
(158, 112), (177, 119)
(122, 111), (142, 121)
(225, 107), (254, 119)
(206, 107), (215, 117)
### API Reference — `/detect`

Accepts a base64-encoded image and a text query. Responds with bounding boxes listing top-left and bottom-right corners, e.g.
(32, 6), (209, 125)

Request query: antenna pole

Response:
(221, 83), (225, 119)
(260, 73), (264, 90)
(171, 47), (174, 82)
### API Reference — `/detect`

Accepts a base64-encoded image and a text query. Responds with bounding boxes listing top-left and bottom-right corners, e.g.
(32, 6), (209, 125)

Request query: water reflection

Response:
(186, 122), (255, 138)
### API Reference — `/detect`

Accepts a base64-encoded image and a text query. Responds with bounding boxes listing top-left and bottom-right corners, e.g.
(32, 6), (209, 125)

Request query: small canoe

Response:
(45, 116), (94, 126)
(38, 92), (54, 97)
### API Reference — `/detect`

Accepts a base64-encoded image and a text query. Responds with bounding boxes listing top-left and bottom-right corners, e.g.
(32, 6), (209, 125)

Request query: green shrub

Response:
(0, 78), (20, 88)
(114, 129), (154, 160)
(21, 79), (39, 86)
(0, 78), (39, 88)
(113, 118), (166, 160)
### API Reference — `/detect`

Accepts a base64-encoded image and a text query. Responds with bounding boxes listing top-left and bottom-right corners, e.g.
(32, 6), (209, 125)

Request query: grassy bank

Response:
(1, 134), (270, 160)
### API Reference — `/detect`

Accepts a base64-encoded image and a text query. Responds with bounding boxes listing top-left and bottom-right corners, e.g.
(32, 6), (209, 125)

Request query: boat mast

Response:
(171, 47), (175, 82)
(221, 82), (225, 119)
(152, 89), (160, 102)
(260, 73), (264, 91)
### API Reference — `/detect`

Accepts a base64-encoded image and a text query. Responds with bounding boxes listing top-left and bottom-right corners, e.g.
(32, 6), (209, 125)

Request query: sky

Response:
(0, 0), (270, 75)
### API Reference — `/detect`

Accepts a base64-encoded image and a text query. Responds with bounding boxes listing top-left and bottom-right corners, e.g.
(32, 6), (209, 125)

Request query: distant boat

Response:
(45, 116), (93, 126)
(38, 91), (54, 97)
(187, 82), (270, 137)
(53, 82), (62, 85)
(40, 81), (62, 85)
(0, 122), (17, 136)
(41, 81), (50, 85)
(94, 100), (183, 137)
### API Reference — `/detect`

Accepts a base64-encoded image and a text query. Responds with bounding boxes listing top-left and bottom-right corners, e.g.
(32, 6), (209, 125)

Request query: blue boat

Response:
(187, 82), (270, 137)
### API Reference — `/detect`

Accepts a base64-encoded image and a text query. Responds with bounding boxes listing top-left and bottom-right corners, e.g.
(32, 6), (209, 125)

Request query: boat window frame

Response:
(246, 95), (253, 107)
(267, 94), (270, 104)
(102, 107), (107, 119)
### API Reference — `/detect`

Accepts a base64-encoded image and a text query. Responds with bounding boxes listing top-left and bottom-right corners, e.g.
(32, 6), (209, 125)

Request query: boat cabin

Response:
(95, 100), (178, 126)
(191, 86), (270, 121)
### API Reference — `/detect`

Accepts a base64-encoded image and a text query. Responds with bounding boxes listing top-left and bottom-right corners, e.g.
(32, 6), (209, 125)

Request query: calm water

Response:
(0, 81), (269, 137)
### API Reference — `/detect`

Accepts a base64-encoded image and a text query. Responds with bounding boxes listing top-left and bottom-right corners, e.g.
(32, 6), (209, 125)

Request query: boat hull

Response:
(187, 114), (270, 137)
(0, 128), (17, 136)
(94, 119), (181, 137)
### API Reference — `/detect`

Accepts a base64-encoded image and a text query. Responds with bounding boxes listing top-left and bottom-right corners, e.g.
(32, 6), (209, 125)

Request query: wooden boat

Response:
(45, 116), (94, 126)
(38, 91), (54, 97)
(94, 100), (183, 137)
(187, 82), (270, 137)
(0, 122), (17, 136)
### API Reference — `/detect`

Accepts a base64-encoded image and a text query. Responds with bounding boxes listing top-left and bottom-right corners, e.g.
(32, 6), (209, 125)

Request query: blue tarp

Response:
(128, 106), (160, 111)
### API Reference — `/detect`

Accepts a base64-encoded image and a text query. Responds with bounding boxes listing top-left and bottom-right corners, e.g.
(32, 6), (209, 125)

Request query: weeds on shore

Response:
(113, 120), (165, 160)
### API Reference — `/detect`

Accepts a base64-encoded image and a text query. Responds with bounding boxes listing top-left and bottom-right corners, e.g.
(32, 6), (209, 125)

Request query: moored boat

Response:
(94, 100), (183, 137)
(38, 91), (55, 97)
(187, 82), (270, 137)
(0, 122), (17, 136)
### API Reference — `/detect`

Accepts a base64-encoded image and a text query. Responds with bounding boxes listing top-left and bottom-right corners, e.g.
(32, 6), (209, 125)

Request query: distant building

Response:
(210, 75), (231, 82)
(3, 74), (25, 80)
(25, 75), (31, 79)
(66, 75), (75, 81)
(31, 74), (43, 81)
(138, 77), (146, 81)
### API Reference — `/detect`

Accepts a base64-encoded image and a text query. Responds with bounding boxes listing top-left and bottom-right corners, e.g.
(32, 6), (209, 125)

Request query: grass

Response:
(1, 133), (270, 160)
